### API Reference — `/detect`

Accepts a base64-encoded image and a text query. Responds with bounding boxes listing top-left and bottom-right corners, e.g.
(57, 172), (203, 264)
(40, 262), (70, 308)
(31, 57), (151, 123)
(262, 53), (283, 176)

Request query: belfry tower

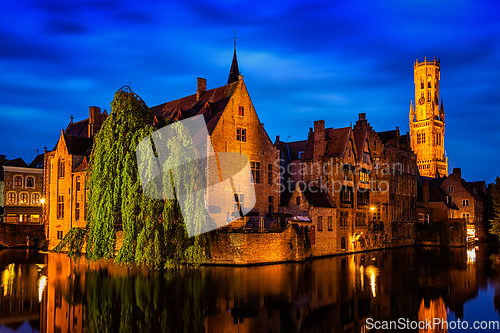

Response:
(409, 57), (448, 177)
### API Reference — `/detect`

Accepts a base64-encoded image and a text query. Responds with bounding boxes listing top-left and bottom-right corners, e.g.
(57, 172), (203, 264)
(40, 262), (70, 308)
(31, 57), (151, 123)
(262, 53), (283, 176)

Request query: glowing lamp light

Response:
(370, 206), (376, 211)
(40, 198), (46, 204)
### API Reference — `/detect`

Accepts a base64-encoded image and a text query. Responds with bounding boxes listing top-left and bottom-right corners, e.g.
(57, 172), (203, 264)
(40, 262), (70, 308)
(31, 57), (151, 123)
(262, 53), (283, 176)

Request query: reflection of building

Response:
(45, 253), (84, 333)
(0, 260), (46, 332)
(409, 57), (447, 178)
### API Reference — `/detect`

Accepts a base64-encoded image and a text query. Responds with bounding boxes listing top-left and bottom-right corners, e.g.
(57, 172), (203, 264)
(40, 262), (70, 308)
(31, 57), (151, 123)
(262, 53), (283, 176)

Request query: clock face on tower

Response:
(418, 97), (425, 105)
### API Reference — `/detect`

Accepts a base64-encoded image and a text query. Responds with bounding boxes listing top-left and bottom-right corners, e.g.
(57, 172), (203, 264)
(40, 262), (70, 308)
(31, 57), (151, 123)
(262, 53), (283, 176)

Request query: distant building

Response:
(1, 156), (44, 224)
(409, 57), (448, 177)
(438, 168), (485, 241)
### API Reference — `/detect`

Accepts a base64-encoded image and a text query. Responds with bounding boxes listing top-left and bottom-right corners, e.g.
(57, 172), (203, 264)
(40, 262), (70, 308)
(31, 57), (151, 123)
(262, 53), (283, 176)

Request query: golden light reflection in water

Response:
(467, 247), (476, 263)
(38, 275), (47, 302)
(365, 265), (379, 298)
(1, 263), (16, 296)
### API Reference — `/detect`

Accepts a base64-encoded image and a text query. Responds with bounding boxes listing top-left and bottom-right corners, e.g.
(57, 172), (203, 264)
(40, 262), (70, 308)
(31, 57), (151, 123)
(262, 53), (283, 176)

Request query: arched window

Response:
(26, 176), (35, 188)
(341, 237), (346, 250)
(20, 192), (28, 204)
(14, 176), (23, 187)
(7, 192), (16, 204)
(420, 81), (424, 89)
(32, 193), (40, 204)
(58, 159), (65, 178)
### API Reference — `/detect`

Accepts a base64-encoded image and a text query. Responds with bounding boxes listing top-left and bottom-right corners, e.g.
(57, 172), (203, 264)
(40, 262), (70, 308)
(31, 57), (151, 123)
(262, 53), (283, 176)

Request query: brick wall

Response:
(0, 223), (45, 248)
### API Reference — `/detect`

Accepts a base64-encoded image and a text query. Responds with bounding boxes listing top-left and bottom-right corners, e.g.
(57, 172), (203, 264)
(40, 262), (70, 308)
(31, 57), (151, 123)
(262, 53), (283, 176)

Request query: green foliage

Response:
(52, 227), (88, 258)
(53, 86), (216, 268)
(489, 176), (500, 243)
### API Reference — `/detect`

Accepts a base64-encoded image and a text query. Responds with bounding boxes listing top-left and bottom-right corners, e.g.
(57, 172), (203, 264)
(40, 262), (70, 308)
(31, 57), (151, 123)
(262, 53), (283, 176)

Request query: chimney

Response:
(422, 179), (429, 204)
(359, 113), (366, 121)
(197, 77), (207, 101)
(275, 135), (280, 143)
(314, 120), (325, 141)
(88, 106), (101, 137)
(313, 120), (326, 160)
(453, 168), (461, 178)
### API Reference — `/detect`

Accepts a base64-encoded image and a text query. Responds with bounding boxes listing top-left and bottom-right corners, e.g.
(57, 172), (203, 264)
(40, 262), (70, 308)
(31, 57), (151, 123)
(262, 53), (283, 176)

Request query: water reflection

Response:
(0, 245), (499, 333)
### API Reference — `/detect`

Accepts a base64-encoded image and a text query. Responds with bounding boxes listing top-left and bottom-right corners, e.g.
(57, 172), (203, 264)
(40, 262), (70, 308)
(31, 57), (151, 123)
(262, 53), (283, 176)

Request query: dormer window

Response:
(238, 106), (244, 116)
(298, 151), (304, 159)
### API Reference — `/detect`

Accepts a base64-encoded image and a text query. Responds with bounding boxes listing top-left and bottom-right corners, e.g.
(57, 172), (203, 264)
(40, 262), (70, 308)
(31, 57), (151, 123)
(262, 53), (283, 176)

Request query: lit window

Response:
(26, 176), (35, 188)
(7, 192), (16, 204)
(236, 127), (246, 142)
(14, 176), (22, 187)
(251, 162), (260, 183)
(461, 213), (470, 223)
(238, 106), (244, 116)
(32, 193), (40, 204)
(20, 193), (28, 204)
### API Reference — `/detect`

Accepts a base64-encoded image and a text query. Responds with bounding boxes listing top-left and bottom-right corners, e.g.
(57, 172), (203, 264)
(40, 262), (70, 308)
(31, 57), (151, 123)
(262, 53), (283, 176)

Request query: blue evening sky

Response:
(0, 0), (499, 183)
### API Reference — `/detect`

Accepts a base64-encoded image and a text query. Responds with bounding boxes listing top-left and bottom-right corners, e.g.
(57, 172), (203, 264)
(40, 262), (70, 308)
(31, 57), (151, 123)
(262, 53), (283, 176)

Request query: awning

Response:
(3, 206), (43, 215)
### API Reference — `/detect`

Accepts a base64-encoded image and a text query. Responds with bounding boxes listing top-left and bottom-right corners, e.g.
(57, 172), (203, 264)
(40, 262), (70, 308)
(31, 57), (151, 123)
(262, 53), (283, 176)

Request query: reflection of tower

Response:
(409, 57), (448, 177)
(418, 297), (447, 333)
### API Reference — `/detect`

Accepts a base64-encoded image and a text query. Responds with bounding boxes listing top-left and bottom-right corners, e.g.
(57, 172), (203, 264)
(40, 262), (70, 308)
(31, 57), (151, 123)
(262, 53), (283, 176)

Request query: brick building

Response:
(149, 49), (280, 219)
(1, 156), (44, 224)
(44, 107), (106, 248)
(438, 168), (485, 241)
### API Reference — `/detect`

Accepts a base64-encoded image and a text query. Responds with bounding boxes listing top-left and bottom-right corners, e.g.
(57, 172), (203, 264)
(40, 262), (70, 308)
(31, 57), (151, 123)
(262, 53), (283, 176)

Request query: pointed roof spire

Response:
(228, 30), (240, 84)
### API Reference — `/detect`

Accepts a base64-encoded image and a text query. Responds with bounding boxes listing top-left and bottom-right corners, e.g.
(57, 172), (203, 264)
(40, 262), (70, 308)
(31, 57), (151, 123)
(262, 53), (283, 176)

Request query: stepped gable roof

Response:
(29, 154), (44, 168)
(64, 134), (93, 156)
(150, 81), (239, 135)
(300, 184), (334, 208)
(4, 157), (28, 167)
(302, 127), (351, 161)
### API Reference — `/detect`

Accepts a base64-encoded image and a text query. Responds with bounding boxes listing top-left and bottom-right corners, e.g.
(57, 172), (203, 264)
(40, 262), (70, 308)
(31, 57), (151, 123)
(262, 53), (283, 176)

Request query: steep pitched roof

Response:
(428, 184), (459, 210)
(352, 126), (367, 162)
(467, 181), (487, 194)
(29, 154), (44, 168)
(377, 129), (398, 143)
(228, 49), (240, 84)
(64, 111), (108, 138)
(276, 140), (307, 161)
(63, 134), (93, 156)
(4, 157), (28, 167)
(300, 184), (334, 208)
(302, 127), (351, 161)
(149, 81), (239, 135)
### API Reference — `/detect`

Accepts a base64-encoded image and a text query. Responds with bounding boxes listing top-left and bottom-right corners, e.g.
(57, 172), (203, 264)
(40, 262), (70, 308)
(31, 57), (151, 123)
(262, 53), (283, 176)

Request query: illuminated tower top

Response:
(410, 56), (448, 178)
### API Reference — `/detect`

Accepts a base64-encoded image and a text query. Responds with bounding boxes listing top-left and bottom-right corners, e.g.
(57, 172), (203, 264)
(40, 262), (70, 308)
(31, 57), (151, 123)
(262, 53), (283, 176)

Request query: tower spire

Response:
(228, 30), (240, 84)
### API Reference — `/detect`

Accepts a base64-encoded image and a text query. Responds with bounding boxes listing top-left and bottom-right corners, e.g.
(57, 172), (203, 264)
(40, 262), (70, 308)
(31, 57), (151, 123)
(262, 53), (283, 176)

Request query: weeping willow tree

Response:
(58, 86), (214, 267)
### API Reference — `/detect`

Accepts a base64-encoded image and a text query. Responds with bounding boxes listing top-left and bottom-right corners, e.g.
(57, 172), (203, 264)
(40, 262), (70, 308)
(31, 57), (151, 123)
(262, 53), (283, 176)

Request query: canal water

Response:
(1, 244), (499, 333)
